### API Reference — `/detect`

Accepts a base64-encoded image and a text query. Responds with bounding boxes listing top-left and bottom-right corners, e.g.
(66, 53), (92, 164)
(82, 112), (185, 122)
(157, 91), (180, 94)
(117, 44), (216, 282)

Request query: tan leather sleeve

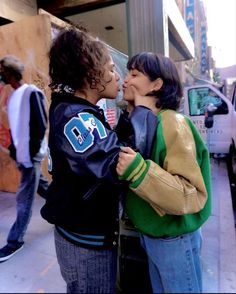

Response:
(131, 112), (207, 216)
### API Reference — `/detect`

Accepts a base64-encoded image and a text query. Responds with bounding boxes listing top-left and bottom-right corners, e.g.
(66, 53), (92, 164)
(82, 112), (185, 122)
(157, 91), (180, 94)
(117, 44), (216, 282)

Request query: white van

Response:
(183, 83), (236, 173)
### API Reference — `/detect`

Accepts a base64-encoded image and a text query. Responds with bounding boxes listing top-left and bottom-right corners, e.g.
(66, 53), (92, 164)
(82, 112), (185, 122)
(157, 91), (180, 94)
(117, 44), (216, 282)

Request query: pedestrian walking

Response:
(0, 55), (48, 262)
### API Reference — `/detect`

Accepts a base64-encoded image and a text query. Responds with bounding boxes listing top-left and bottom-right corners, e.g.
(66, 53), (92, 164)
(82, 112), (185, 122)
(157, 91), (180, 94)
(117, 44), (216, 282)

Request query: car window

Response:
(188, 87), (228, 116)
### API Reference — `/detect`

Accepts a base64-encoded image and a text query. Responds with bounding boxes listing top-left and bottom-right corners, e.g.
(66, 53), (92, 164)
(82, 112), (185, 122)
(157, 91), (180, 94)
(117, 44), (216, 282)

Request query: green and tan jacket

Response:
(120, 109), (212, 237)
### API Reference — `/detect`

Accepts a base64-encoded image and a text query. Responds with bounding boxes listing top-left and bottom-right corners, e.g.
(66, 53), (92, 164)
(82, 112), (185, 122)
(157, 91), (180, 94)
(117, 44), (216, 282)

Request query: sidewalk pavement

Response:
(0, 158), (236, 292)
(202, 157), (236, 293)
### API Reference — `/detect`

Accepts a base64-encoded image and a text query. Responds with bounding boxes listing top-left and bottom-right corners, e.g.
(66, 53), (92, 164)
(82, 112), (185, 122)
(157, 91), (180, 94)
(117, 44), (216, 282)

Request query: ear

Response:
(152, 78), (163, 91)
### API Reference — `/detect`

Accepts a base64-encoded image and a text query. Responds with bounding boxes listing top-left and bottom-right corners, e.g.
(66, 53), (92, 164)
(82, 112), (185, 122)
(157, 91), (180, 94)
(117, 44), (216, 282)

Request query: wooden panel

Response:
(38, 8), (69, 29)
(0, 14), (52, 192)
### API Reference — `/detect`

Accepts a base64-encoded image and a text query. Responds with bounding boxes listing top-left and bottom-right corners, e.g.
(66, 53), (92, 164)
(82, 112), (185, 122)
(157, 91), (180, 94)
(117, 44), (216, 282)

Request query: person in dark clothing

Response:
(39, 25), (124, 293)
(40, 25), (158, 293)
(0, 55), (49, 262)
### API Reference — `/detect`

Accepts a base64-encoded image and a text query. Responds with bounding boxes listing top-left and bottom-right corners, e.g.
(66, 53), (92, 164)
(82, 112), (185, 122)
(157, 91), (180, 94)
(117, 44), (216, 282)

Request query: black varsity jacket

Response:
(40, 92), (158, 249)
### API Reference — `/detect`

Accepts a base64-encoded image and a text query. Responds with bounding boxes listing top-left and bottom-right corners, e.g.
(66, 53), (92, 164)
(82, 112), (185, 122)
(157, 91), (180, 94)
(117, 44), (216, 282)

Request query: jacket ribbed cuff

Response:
(118, 153), (148, 184)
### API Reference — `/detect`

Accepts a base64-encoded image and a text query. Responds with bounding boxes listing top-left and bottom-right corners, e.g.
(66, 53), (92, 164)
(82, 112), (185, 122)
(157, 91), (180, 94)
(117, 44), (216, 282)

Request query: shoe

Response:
(0, 244), (24, 262)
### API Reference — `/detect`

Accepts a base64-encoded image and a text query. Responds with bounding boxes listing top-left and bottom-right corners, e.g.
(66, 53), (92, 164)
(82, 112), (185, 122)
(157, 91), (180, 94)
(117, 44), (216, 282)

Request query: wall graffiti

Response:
(25, 49), (49, 92)
(33, 72), (46, 91)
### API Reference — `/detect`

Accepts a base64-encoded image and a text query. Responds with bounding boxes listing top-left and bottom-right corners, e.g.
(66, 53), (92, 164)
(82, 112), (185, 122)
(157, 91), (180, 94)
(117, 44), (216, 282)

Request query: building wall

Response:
(184, 0), (212, 83)
(175, 0), (185, 17)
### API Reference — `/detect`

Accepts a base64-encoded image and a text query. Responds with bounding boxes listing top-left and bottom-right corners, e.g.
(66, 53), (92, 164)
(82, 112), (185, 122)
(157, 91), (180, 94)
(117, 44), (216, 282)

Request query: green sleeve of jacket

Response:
(118, 152), (150, 185)
(119, 110), (208, 217)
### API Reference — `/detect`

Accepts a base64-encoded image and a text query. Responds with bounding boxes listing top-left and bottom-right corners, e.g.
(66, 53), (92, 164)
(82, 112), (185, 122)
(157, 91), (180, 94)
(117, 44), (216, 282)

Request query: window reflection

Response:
(188, 87), (228, 116)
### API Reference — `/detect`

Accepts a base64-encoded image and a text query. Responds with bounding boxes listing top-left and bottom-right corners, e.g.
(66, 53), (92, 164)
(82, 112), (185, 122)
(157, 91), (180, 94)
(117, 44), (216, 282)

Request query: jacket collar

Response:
(51, 91), (102, 111)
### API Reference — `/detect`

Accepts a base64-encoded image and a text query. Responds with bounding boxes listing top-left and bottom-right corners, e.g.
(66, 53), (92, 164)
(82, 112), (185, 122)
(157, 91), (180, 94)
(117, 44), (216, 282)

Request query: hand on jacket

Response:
(116, 146), (137, 176)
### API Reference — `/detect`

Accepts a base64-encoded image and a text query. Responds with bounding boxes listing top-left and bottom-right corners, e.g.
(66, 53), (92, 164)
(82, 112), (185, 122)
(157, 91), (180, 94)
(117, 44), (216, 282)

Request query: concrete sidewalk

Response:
(202, 157), (236, 293)
(0, 158), (236, 292)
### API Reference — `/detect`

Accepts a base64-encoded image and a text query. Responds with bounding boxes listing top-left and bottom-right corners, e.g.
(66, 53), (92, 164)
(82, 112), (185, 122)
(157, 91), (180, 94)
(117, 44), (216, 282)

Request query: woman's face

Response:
(123, 68), (154, 102)
(99, 56), (120, 99)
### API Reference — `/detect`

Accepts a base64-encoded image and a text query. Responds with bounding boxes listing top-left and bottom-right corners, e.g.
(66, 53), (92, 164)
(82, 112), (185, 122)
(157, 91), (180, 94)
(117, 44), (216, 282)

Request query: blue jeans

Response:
(7, 161), (41, 248)
(140, 229), (203, 293)
(54, 228), (118, 293)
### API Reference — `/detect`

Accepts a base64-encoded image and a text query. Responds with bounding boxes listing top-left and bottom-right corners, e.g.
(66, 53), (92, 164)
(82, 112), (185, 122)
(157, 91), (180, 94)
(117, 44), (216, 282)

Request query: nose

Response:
(123, 73), (130, 84)
(115, 71), (120, 81)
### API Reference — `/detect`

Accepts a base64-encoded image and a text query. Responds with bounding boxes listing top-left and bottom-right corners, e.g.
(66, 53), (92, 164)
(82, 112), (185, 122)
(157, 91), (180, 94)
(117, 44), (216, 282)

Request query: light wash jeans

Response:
(7, 161), (41, 249)
(54, 228), (118, 293)
(140, 229), (203, 293)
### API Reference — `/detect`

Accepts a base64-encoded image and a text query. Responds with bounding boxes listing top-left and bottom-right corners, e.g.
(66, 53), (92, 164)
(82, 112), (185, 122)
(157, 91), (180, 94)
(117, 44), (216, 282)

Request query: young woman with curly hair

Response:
(40, 26), (124, 293)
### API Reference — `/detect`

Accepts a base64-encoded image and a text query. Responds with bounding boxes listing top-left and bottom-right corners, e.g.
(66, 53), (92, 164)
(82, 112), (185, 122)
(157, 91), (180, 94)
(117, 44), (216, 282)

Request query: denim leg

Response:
(140, 229), (203, 293)
(54, 228), (118, 293)
(7, 162), (41, 248)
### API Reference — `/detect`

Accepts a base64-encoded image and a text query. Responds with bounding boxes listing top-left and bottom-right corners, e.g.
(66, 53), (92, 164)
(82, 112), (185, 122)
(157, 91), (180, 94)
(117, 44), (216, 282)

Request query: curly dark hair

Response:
(127, 52), (183, 110)
(48, 26), (110, 93)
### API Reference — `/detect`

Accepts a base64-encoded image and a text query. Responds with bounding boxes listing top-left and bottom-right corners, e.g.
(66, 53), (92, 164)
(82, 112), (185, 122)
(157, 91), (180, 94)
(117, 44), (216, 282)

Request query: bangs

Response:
(127, 52), (159, 81)
(127, 53), (148, 74)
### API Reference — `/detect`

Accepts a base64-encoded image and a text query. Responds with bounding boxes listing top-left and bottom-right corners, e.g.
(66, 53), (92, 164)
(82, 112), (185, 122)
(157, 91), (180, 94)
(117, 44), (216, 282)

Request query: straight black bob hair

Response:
(127, 52), (183, 110)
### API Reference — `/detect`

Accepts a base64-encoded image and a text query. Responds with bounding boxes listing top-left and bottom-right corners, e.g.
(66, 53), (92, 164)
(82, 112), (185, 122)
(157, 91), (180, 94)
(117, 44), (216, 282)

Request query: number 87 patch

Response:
(64, 112), (107, 153)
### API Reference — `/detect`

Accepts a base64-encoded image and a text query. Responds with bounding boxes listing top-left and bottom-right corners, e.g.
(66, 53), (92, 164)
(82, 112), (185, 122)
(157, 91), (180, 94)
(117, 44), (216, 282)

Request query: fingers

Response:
(116, 163), (123, 175)
(120, 146), (136, 155)
(116, 147), (137, 176)
(116, 156), (130, 175)
(130, 86), (145, 107)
